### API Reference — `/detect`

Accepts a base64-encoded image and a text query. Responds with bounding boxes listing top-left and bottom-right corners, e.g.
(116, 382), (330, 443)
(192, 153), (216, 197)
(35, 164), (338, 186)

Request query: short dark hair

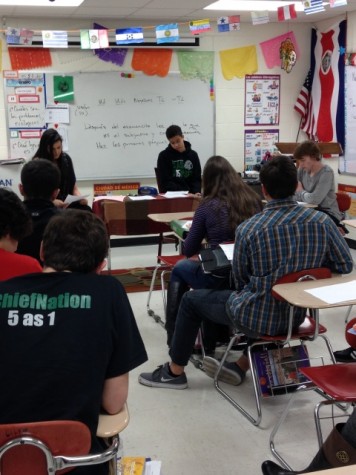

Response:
(0, 188), (32, 240)
(42, 210), (108, 273)
(260, 155), (297, 199)
(166, 125), (183, 140)
(21, 159), (60, 200)
(293, 140), (321, 161)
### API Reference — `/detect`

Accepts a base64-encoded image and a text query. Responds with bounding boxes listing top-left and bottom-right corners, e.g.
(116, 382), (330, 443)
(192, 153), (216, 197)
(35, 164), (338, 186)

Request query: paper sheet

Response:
(93, 195), (126, 202)
(305, 280), (356, 304)
(162, 191), (189, 198)
(64, 194), (88, 205)
(219, 243), (234, 261)
(127, 195), (155, 201)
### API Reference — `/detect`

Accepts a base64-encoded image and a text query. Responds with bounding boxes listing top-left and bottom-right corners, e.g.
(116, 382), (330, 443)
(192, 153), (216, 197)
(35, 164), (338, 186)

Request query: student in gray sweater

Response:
(293, 140), (346, 233)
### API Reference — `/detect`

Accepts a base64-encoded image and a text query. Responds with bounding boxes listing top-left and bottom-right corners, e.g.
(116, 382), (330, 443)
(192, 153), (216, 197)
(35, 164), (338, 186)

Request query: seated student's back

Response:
(17, 159), (61, 262)
(0, 188), (42, 280)
(0, 210), (147, 475)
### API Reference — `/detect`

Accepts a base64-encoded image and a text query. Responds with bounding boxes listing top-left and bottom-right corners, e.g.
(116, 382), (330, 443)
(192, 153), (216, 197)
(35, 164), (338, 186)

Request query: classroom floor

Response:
(107, 242), (356, 475)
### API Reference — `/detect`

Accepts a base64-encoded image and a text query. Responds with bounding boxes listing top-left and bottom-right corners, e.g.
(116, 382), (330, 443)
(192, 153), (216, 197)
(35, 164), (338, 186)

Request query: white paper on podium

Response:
(162, 191), (189, 198)
(306, 280), (356, 304)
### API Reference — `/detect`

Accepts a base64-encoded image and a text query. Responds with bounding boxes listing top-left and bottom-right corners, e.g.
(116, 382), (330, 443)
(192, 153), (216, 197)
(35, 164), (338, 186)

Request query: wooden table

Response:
(93, 195), (199, 236)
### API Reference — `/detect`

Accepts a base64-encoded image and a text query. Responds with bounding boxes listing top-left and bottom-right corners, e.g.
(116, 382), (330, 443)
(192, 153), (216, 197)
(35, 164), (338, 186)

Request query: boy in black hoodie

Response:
(157, 125), (202, 194)
(17, 159), (61, 262)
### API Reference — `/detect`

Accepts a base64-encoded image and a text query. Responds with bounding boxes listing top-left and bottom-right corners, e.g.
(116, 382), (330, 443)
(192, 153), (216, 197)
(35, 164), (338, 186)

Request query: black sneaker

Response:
(202, 356), (246, 386)
(138, 363), (188, 389)
(333, 347), (356, 363)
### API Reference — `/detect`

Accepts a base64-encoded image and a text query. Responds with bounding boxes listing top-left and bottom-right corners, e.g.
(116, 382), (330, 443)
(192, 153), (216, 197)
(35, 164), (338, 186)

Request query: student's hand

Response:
(79, 198), (88, 206)
(53, 198), (66, 208)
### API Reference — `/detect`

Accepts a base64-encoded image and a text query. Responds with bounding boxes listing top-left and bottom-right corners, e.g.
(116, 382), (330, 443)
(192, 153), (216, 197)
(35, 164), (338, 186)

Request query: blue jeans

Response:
(170, 258), (223, 289)
(169, 289), (234, 366)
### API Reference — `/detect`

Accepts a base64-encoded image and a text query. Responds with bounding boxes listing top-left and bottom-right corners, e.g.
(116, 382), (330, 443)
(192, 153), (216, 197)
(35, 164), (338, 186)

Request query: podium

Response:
(275, 142), (343, 156)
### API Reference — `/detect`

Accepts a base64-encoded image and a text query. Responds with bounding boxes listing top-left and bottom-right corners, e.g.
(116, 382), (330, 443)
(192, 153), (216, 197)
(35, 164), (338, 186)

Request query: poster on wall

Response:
(245, 75), (280, 126)
(4, 71), (46, 160)
(244, 129), (279, 171)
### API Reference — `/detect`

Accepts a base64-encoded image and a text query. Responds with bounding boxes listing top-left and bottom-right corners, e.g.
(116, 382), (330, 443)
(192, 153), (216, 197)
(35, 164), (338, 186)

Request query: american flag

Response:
(294, 69), (315, 138)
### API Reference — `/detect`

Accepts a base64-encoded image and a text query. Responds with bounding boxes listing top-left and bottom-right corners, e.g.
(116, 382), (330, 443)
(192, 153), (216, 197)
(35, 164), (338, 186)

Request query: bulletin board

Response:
(4, 71), (215, 180)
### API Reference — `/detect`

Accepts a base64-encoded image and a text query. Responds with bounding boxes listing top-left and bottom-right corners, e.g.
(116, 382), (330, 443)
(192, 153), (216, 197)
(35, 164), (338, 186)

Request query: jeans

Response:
(169, 289), (234, 366)
(170, 258), (224, 290)
(169, 288), (264, 366)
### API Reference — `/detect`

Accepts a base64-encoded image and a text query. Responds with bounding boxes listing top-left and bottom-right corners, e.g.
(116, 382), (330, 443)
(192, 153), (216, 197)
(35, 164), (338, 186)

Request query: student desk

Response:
(93, 196), (199, 236)
(269, 274), (356, 470)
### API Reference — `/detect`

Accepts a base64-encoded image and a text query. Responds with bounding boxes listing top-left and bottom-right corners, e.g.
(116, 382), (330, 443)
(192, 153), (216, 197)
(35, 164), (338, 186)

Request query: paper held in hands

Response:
(64, 194), (89, 207)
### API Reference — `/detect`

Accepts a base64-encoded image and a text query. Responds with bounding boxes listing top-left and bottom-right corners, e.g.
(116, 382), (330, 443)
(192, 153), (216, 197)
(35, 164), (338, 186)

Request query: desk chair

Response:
(336, 192), (351, 218)
(269, 365), (355, 470)
(0, 403), (129, 475)
(300, 364), (356, 447)
(213, 268), (334, 427)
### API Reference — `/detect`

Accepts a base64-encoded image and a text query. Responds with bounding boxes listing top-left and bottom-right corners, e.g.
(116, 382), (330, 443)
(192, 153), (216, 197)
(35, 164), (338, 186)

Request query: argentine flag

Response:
(155, 23), (179, 44)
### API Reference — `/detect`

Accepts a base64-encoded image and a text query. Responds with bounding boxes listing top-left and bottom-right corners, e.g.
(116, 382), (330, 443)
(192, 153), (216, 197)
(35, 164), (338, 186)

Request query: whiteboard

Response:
(342, 65), (356, 175)
(44, 73), (215, 180)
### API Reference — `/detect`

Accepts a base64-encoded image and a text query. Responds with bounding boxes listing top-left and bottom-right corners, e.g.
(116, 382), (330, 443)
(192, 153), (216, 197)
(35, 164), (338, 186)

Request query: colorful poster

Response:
(244, 129), (279, 171)
(245, 75), (280, 126)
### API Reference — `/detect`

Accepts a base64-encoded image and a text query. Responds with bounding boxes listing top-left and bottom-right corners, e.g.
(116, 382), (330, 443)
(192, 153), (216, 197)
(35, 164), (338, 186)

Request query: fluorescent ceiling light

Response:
(205, 1), (310, 11)
(0, 0), (84, 6)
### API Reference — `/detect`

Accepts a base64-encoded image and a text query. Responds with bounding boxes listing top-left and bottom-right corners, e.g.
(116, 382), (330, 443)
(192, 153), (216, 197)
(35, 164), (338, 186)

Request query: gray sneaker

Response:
(138, 363), (188, 389)
(203, 356), (245, 386)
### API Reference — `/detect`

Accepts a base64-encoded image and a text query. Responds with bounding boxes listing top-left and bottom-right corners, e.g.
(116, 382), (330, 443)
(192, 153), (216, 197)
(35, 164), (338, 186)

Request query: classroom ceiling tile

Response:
(0, 0), (354, 23)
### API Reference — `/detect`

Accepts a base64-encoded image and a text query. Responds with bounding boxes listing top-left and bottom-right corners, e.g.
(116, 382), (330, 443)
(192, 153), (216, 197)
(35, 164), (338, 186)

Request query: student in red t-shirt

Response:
(0, 188), (42, 280)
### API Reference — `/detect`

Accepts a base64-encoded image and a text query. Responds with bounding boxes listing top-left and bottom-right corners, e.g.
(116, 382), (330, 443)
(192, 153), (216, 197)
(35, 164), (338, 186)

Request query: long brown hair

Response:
(202, 155), (262, 229)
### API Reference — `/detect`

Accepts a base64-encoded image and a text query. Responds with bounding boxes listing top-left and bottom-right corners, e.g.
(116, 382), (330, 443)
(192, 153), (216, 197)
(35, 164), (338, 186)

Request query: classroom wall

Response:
(0, 13), (355, 202)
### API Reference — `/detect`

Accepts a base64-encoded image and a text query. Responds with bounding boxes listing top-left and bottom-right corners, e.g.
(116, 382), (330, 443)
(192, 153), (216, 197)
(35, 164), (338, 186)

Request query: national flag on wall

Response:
(116, 28), (144, 44)
(251, 11), (269, 25)
(294, 69), (315, 137)
(330, 0), (347, 7)
(303, 0), (325, 14)
(80, 29), (109, 49)
(6, 27), (34, 45)
(294, 20), (346, 150)
(189, 19), (211, 35)
(155, 23), (179, 44)
(42, 30), (68, 48)
(277, 4), (297, 21)
(217, 16), (240, 32)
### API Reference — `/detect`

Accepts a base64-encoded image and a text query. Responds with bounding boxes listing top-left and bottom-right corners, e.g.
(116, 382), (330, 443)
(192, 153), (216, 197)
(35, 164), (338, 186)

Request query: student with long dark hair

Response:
(33, 128), (90, 210)
(165, 155), (262, 348)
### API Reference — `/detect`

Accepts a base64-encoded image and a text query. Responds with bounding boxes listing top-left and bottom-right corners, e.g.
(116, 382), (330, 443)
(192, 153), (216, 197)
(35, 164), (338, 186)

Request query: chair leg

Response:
(213, 334), (263, 426)
(344, 305), (353, 324)
(146, 263), (161, 320)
